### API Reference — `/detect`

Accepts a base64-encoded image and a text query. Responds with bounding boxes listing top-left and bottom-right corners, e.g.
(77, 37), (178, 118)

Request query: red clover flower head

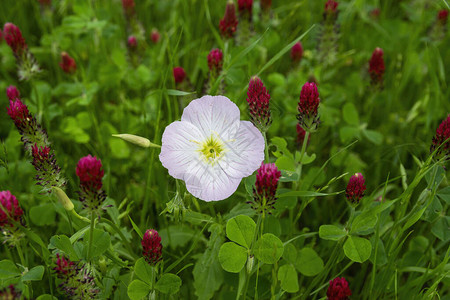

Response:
(291, 42), (304, 63)
(431, 115), (450, 159)
(0, 191), (23, 228)
(297, 82), (320, 132)
(59, 52), (77, 74)
(54, 253), (76, 278)
(122, 0), (135, 16)
(76, 155), (104, 190)
(207, 48), (224, 76)
(249, 163), (281, 214)
(151, 28), (160, 44)
(369, 47), (385, 87)
(142, 229), (163, 265)
(370, 8), (381, 19)
(345, 173), (366, 204)
(219, 2), (238, 38)
(246, 76), (271, 132)
(238, 0), (253, 19)
(324, 0), (339, 16)
(327, 277), (352, 300)
(127, 36), (137, 49)
(76, 155), (106, 214)
(173, 67), (186, 84)
(438, 10), (448, 24)
(6, 86), (36, 135)
(3, 23), (27, 56)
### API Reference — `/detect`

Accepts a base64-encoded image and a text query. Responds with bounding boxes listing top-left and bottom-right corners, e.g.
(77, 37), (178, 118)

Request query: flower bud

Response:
(430, 115), (450, 159)
(297, 82), (320, 132)
(249, 163), (281, 214)
(0, 191), (23, 228)
(369, 47), (385, 87)
(327, 277), (352, 300)
(142, 229), (163, 265)
(59, 52), (77, 74)
(207, 48), (223, 76)
(324, 0), (339, 20)
(113, 133), (160, 148)
(345, 173), (366, 204)
(122, 0), (135, 16)
(32, 144), (65, 192)
(219, 1), (238, 38)
(53, 187), (74, 211)
(246, 76), (271, 132)
(3, 23), (27, 56)
(151, 28), (160, 43)
(291, 42), (303, 63)
(173, 67), (186, 84)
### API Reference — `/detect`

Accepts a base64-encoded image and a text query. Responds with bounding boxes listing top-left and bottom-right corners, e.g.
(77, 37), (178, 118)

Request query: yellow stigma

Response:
(198, 135), (225, 165)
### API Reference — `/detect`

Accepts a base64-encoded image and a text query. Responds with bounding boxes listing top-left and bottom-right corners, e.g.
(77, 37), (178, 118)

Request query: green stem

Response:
(16, 242), (26, 266)
(87, 213), (96, 261)
(263, 131), (270, 163)
(297, 131), (310, 181)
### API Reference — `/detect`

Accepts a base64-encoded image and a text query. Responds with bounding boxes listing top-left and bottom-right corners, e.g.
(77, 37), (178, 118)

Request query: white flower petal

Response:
(220, 121), (265, 179)
(159, 121), (204, 179)
(182, 160), (241, 201)
(181, 95), (240, 140)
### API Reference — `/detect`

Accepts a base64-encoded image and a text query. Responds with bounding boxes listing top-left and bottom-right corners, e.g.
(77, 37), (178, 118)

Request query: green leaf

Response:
(339, 126), (360, 143)
(431, 216), (450, 242)
(30, 203), (56, 226)
(402, 206), (427, 231)
(279, 170), (299, 183)
(218, 242), (247, 273)
(84, 228), (111, 258)
(350, 213), (378, 235)
(159, 225), (201, 249)
(21, 265), (44, 281)
(129, 216), (143, 239)
(437, 187), (450, 204)
(134, 258), (155, 285)
(127, 280), (151, 300)
(343, 102), (360, 126)
(50, 235), (79, 261)
(296, 248), (324, 276)
(295, 151), (316, 165)
(226, 215), (256, 249)
(278, 264), (299, 293)
(253, 234), (284, 264)
(282, 243), (297, 265)
(275, 156), (296, 172)
(0, 260), (20, 280)
(319, 225), (347, 241)
(166, 89), (196, 96)
(155, 273), (182, 294)
(343, 236), (372, 263)
(362, 129), (383, 145)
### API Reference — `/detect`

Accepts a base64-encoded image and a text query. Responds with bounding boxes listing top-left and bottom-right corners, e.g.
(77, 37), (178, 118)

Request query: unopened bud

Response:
(53, 187), (74, 211)
(112, 134), (161, 148)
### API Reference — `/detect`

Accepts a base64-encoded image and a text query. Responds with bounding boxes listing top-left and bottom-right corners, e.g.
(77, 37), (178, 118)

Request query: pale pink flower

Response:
(160, 95), (265, 201)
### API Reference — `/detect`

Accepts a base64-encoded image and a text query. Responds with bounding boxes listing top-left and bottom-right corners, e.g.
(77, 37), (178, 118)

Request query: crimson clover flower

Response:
(260, 0), (271, 12)
(249, 163), (281, 214)
(291, 42), (303, 63)
(369, 47), (385, 87)
(327, 277), (352, 300)
(324, 0), (339, 20)
(59, 52), (76, 74)
(160, 95), (264, 201)
(128, 35), (137, 49)
(345, 173), (366, 205)
(76, 155), (106, 214)
(438, 10), (448, 25)
(297, 82), (320, 132)
(173, 66), (186, 84)
(151, 28), (160, 44)
(54, 254), (99, 298)
(3, 23), (27, 56)
(238, 0), (253, 21)
(431, 115), (450, 159)
(207, 48), (224, 77)
(0, 191), (23, 229)
(219, 1), (238, 38)
(142, 229), (163, 265)
(246, 76), (271, 132)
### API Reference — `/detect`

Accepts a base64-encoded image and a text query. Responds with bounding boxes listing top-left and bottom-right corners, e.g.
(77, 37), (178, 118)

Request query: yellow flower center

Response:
(198, 135), (225, 165)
